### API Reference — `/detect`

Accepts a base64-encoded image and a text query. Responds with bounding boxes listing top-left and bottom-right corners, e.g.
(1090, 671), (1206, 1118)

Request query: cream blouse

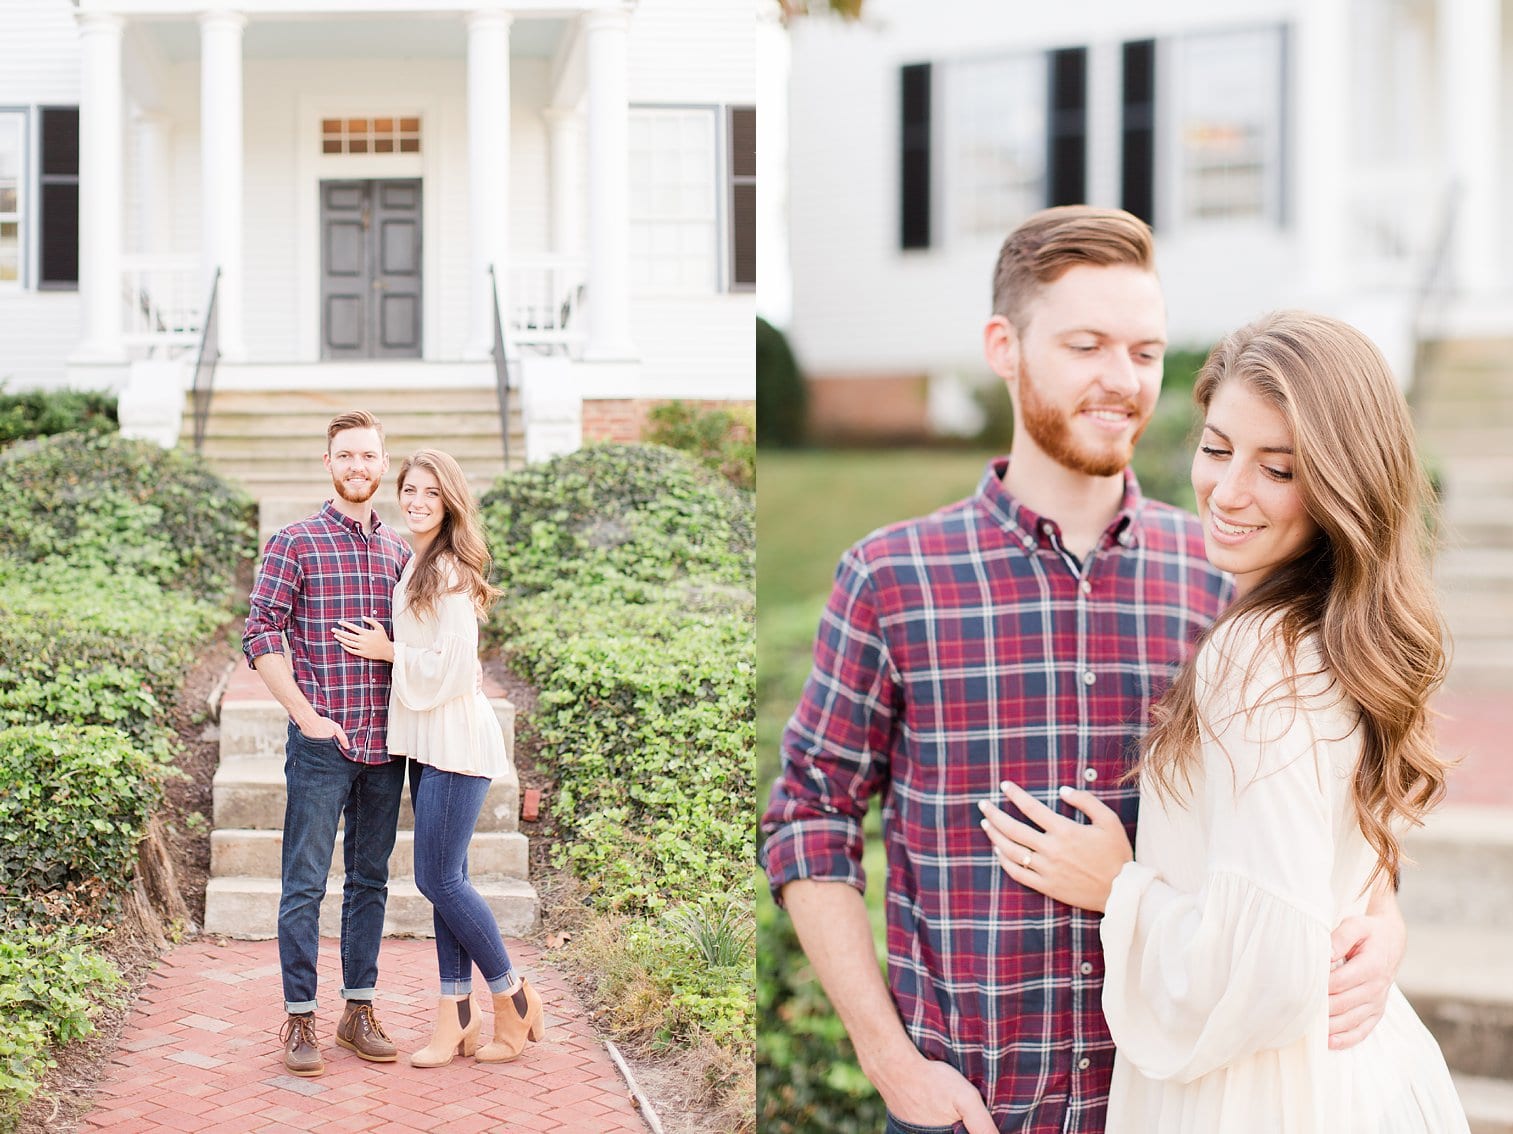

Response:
(386, 556), (509, 780)
(1099, 617), (1466, 1133)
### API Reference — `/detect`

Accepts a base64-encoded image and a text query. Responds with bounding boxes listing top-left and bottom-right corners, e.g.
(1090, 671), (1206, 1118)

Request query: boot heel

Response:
(460, 1034), (481, 1057)
(528, 1017), (545, 1042)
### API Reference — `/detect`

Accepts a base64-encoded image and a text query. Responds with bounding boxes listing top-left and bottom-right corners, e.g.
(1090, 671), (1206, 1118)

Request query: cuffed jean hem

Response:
(483, 969), (519, 995)
(341, 988), (376, 1001)
(285, 999), (318, 1014)
(439, 979), (473, 996)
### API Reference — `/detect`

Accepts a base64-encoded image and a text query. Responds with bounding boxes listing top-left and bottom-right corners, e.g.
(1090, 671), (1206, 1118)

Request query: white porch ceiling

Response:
(135, 13), (568, 62)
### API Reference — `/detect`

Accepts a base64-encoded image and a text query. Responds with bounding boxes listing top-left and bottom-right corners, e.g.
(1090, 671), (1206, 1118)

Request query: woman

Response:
(333, 448), (546, 1069)
(978, 312), (1467, 1131)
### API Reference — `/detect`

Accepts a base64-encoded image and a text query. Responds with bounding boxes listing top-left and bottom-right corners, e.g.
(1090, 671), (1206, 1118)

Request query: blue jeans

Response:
(884, 1116), (960, 1134)
(409, 760), (516, 995)
(278, 723), (406, 1013)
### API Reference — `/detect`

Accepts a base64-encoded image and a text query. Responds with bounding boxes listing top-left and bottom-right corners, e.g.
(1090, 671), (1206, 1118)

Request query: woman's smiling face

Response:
(1192, 379), (1321, 596)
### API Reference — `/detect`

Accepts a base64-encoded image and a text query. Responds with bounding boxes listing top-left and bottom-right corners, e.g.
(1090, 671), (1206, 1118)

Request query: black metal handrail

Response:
(488, 263), (512, 468)
(191, 268), (222, 453)
(1408, 181), (1462, 421)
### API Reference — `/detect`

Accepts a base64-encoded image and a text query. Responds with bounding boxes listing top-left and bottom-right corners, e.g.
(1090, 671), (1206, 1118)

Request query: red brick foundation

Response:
(805, 373), (932, 443)
(580, 397), (754, 444)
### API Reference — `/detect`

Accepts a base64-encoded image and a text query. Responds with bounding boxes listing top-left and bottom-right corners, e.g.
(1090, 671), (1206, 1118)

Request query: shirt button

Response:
(1080, 961), (1094, 975)
(1082, 670), (1096, 686)
(1041, 521), (1053, 534)
(1078, 1057), (1091, 1071)
(1083, 767), (1098, 783)
(1080, 580), (1092, 595)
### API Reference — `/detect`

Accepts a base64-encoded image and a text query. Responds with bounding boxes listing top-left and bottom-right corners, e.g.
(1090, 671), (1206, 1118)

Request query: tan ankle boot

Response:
(476, 979), (546, 1063)
(408, 995), (483, 1068)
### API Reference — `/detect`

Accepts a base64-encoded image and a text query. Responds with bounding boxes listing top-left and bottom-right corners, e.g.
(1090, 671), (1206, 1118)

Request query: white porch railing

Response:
(507, 256), (585, 354)
(121, 254), (205, 356)
(1346, 170), (1444, 290)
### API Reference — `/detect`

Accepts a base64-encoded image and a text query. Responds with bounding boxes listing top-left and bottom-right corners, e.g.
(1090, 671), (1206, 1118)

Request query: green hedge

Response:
(0, 432), (255, 597)
(0, 387), (117, 448)
(645, 401), (756, 491)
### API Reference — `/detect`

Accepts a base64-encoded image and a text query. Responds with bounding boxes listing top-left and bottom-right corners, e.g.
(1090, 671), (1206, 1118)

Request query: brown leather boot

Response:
(476, 979), (546, 1063)
(409, 996), (483, 1068)
(336, 1000), (397, 1063)
(280, 1013), (324, 1077)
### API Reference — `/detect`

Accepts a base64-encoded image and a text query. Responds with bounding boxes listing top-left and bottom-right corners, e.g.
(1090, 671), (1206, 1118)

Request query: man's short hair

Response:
(326, 410), (385, 451)
(991, 205), (1156, 331)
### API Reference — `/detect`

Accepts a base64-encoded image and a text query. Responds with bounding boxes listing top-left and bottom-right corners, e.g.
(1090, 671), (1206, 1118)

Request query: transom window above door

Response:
(321, 116), (422, 155)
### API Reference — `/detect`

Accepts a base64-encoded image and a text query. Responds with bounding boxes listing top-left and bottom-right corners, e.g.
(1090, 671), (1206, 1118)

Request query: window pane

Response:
(0, 219), (17, 281)
(628, 107), (717, 293)
(1173, 28), (1283, 224)
(949, 54), (1046, 238)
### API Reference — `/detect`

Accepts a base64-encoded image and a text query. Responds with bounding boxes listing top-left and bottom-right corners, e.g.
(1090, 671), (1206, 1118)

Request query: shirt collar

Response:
(319, 499), (385, 538)
(976, 456), (1145, 553)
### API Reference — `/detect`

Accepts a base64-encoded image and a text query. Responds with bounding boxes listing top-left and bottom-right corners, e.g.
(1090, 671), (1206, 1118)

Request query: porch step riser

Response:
(198, 435), (519, 463)
(213, 764), (522, 835)
(1458, 1076), (1513, 1134)
(187, 411), (520, 438)
(220, 701), (515, 762)
(198, 388), (509, 415)
(1400, 818), (1513, 933)
(202, 876), (540, 940)
(1398, 925), (1513, 1086)
(210, 828), (530, 882)
(1412, 997), (1513, 1084)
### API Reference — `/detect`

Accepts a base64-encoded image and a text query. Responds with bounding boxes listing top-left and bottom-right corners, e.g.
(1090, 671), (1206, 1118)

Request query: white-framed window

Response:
(0, 110), (23, 286)
(1169, 26), (1286, 226)
(944, 53), (1048, 240)
(629, 107), (720, 294)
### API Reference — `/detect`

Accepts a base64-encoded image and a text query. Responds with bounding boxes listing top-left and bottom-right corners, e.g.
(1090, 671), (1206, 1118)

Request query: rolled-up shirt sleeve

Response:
(242, 531), (301, 667)
(760, 546), (899, 906)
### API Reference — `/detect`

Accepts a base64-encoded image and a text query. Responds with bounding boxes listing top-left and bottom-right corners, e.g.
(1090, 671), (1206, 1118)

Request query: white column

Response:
(1295, 0), (1349, 301)
(76, 13), (125, 362)
(1440, 0), (1500, 294)
(200, 11), (246, 359)
(133, 110), (171, 255)
(584, 6), (635, 360)
(543, 107), (584, 258)
(468, 10), (512, 356)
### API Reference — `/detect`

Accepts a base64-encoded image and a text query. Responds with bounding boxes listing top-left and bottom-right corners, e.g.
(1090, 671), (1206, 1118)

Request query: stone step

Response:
(1458, 1075), (1513, 1134)
(1442, 643), (1513, 693)
(210, 828), (530, 882)
(1400, 926), (1513, 1083)
(200, 433), (517, 464)
(1400, 808), (1513, 933)
(189, 410), (516, 440)
(202, 875), (540, 940)
(213, 754), (522, 834)
(1437, 550), (1513, 596)
(199, 386), (506, 416)
(219, 697), (514, 762)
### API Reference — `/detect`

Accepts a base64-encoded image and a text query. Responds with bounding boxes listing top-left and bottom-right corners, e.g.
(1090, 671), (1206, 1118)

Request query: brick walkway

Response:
(80, 937), (647, 1133)
(1435, 690), (1513, 808)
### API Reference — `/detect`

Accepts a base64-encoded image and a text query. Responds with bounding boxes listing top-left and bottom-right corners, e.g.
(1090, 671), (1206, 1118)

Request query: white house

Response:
(0, 0), (755, 457)
(782, 0), (1510, 437)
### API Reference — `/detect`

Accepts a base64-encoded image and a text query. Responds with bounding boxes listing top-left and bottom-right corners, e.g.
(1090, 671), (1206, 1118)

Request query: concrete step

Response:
(1400, 926), (1513, 1083)
(1458, 1075), (1513, 1134)
(199, 386), (507, 415)
(1437, 550), (1513, 597)
(199, 434), (517, 463)
(189, 410), (516, 439)
(219, 697), (515, 762)
(202, 875), (540, 940)
(1442, 643), (1513, 693)
(210, 827), (530, 882)
(213, 753), (522, 834)
(1400, 808), (1513, 932)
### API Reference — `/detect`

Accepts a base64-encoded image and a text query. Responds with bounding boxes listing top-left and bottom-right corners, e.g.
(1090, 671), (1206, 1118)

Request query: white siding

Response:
(628, 0), (755, 106)
(0, 294), (83, 391)
(0, 1), (80, 105)
(632, 294), (754, 399)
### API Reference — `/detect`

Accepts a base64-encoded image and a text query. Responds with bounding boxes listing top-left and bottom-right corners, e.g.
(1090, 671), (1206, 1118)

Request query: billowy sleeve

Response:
(392, 586), (479, 713)
(1099, 626), (1345, 1082)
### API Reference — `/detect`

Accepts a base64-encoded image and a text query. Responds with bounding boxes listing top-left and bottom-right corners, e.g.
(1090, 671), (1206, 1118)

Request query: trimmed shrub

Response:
(0, 387), (117, 449)
(0, 432), (256, 598)
(757, 317), (806, 447)
(0, 926), (122, 1131)
(0, 725), (167, 932)
(645, 401), (756, 491)
(478, 443), (753, 603)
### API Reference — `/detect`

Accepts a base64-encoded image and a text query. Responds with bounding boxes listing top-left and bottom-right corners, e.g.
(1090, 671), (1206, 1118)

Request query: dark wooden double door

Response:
(320, 179), (422, 359)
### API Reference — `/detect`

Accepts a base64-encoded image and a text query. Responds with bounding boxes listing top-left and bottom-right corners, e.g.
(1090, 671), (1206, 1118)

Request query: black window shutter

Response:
(1121, 40), (1156, 226)
(899, 63), (931, 250)
(39, 106), (79, 286)
(1047, 48), (1087, 207)
(729, 106), (755, 289)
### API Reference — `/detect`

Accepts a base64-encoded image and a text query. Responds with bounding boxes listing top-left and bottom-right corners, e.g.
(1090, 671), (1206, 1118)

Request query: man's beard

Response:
(1017, 360), (1147, 478)
(332, 473), (380, 503)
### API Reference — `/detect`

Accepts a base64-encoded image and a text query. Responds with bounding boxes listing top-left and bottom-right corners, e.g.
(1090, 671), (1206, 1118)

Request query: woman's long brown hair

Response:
(1139, 311), (1452, 888)
(395, 449), (502, 621)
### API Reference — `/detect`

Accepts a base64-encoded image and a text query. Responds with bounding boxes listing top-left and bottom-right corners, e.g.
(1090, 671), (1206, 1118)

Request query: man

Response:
(243, 410), (412, 1077)
(760, 206), (1403, 1133)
